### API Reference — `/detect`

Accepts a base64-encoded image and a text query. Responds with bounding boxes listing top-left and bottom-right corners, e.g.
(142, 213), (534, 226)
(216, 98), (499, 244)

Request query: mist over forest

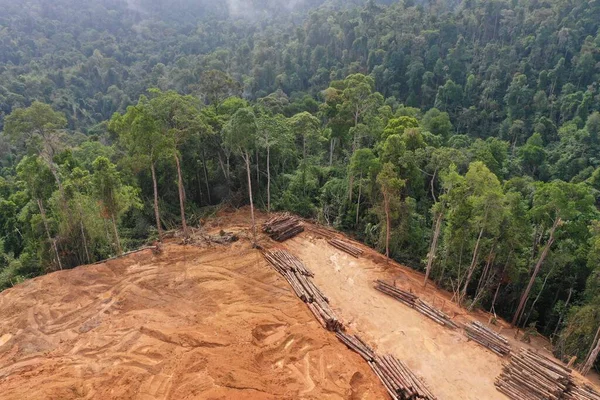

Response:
(1, 0), (600, 374)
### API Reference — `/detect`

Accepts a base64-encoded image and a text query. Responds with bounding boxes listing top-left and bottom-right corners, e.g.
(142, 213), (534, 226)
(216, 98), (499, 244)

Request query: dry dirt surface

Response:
(0, 239), (386, 399)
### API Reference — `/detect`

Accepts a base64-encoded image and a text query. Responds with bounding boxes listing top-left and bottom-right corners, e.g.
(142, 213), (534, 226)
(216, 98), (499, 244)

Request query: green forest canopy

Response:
(1, 0), (600, 372)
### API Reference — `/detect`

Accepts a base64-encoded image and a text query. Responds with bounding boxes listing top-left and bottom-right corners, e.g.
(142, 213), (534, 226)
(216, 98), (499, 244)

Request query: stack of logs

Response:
(374, 280), (458, 329)
(328, 238), (364, 257)
(566, 385), (600, 400)
(263, 249), (341, 331)
(465, 321), (511, 356)
(369, 354), (437, 400)
(495, 348), (574, 400)
(264, 250), (438, 400)
(263, 214), (304, 241)
(335, 330), (375, 362)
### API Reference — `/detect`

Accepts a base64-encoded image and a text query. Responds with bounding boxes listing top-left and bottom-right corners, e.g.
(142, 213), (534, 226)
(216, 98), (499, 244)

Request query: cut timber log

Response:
(565, 385), (600, 400)
(90, 246), (158, 265)
(370, 354), (437, 400)
(263, 213), (304, 242)
(495, 347), (575, 400)
(261, 249), (340, 331)
(465, 321), (510, 356)
(328, 238), (364, 257)
(335, 331), (375, 362)
(374, 280), (457, 329)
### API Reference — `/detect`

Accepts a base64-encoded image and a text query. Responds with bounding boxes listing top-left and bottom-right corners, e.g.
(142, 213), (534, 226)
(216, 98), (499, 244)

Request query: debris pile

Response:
(495, 348), (573, 399)
(263, 249), (340, 330)
(369, 355), (437, 400)
(328, 238), (364, 257)
(263, 214), (304, 242)
(374, 280), (457, 329)
(465, 321), (510, 356)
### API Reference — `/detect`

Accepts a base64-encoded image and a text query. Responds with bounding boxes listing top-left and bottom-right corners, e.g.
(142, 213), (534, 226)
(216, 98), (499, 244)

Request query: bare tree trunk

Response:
(552, 287), (574, 338)
(37, 198), (62, 270)
(523, 269), (552, 328)
(111, 213), (123, 255)
(383, 193), (391, 260)
(202, 150), (211, 204)
(329, 137), (335, 166)
(424, 212), (443, 286)
(244, 152), (256, 245)
(266, 144), (271, 213)
(512, 217), (561, 326)
(255, 148), (260, 186)
(79, 217), (91, 264)
(150, 162), (163, 241)
(355, 172), (362, 227)
(581, 325), (600, 375)
(583, 325), (600, 369)
(460, 226), (485, 304)
(174, 154), (188, 238)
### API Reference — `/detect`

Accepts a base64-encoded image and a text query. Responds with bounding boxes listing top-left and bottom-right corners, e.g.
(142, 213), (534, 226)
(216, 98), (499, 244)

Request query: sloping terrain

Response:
(1, 208), (599, 400)
(0, 239), (385, 399)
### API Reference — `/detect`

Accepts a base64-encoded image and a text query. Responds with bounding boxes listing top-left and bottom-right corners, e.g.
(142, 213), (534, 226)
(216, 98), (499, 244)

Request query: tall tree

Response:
(4, 102), (68, 195)
(147, 89), (210, 238)
(109, 96), (170, 241)
(92, 157), (140, 255)
(16, 156), (62, 270)
(377, 162), (405, 259)
(223, 107), (259, 244)
(512, 181), (597, 326)
(256, 111), (290, 213)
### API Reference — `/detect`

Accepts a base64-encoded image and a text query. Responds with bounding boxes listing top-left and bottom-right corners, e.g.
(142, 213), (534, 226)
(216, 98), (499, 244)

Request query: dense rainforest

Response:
(1, 0), (600, 372)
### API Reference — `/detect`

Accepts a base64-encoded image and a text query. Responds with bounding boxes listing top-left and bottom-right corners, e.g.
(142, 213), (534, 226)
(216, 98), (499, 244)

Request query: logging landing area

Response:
(1, 207), (598, 399)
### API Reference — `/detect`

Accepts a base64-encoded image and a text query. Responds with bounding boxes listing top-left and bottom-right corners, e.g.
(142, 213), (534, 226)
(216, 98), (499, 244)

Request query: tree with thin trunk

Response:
(109, 96), (171, 241)
(458, 162), (506, 306)
(92, 157), (140, 256)
(424, 165), (461, 286)
(377, 162), (405, 259)
(329, 74), (383, 200)
(4, 101), (68, 195)
(349, 148), (379, 227)
(16, 156), (63, 270)
(256, 111), (289, 213)
(223, 107), (259, 245)
(512, 181), (596, 326)
(146, 89), (211, 239)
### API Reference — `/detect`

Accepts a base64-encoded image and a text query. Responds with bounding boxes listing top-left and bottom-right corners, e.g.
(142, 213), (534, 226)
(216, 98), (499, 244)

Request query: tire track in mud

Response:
(0, 241), (386, 399)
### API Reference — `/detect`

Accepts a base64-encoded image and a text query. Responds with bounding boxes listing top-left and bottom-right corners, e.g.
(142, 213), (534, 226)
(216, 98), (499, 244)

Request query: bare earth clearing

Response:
(0, 208), (598, 399)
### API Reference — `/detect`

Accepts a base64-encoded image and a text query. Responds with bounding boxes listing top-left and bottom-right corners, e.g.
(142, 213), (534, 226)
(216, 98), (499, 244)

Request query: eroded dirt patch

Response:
(0, 241), (385, 400)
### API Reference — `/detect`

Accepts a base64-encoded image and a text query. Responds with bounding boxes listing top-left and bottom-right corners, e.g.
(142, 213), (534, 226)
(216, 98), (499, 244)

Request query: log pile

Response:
(414, 299), (458, 329)
(335, 330), (375, 362)
(369, 354), (437, 400)
(374, 280), (417, 307)
(263, 214), (304, 241)
(465, 321), (510, 356)
(328, 238), (364, 257)
(495, 348), (573, 400)
(262, 249), (340, 331)
(375, 280), (457, 329)
(566, 385), (600, 400)
(263, 249), (314, 277)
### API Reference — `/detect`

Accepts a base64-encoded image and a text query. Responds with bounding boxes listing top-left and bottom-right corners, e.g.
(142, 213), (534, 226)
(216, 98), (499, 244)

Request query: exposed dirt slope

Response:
(0, 240), (385, 400)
